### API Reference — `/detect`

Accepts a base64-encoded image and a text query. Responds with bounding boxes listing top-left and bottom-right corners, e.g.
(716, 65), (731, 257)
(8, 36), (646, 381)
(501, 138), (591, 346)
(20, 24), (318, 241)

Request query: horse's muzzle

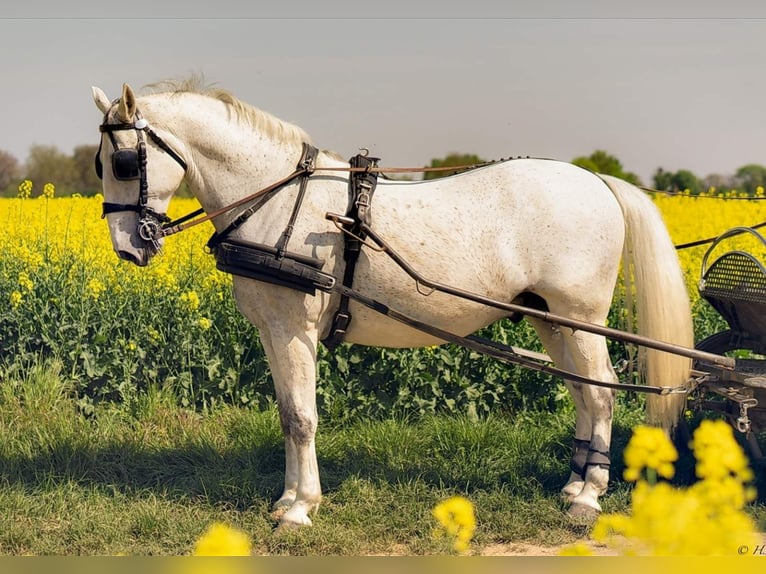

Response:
(117, 249), (148, 267)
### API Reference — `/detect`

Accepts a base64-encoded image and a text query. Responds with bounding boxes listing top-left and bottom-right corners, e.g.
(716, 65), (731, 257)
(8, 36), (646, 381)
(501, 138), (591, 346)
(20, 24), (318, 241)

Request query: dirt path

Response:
(478, 533), (766, 556)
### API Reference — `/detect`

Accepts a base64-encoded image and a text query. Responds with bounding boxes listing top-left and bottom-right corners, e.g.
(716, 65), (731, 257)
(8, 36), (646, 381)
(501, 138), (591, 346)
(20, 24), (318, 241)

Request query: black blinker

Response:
(94, 139), (104, 180)
(111, 149), (141, 181)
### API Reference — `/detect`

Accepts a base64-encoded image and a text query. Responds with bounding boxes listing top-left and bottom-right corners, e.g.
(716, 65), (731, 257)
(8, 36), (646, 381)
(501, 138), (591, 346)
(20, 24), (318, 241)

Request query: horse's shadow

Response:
(0, 428), (569, 507)
(2, 415), (727, 509)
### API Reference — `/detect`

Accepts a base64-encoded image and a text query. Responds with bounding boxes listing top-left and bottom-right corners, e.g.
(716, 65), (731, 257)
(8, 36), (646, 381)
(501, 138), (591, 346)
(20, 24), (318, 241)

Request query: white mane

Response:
(143, 77), (313, 146)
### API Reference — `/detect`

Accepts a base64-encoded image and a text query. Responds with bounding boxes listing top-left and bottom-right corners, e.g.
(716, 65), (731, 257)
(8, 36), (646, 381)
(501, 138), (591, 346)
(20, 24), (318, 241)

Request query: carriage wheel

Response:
(688, 329), (765, 465)
(695, 329), (737, 355)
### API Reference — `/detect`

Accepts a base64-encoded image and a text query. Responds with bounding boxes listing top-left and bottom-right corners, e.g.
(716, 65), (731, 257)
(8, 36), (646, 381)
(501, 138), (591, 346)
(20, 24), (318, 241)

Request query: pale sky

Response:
(2, 1), (765, 184)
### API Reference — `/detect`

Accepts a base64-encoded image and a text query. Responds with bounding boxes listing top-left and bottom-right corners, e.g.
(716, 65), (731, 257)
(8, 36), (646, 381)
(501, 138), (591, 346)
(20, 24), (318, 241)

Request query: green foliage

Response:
(0, 228), (728, 424)
(317, 320), (561, 424)
(71, 144), (103, 196)
(571, 149), (642, 185)
(0, 247), (272, 414)
(653, 167), (703, 195)
(0, 149), (20, 193)
(735, 163), (766, 196)
(0, 239), (561, 419)
(423, 153), (486, 180)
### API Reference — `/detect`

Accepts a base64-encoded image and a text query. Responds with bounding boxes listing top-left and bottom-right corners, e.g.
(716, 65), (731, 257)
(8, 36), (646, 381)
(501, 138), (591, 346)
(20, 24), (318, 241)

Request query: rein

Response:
(160, 161), (316, 240)
(157, 156), (492, 242)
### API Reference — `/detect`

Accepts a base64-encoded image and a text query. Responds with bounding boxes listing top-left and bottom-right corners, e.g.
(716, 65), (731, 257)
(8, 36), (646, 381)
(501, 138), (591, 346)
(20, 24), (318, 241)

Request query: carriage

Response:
(91, 81), (764, 526)
(687, 225), (766, 462)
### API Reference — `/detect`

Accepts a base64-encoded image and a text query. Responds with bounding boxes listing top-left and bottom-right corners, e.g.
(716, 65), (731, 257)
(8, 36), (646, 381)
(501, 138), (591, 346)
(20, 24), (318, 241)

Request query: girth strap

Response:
(322, 152), (380, 350)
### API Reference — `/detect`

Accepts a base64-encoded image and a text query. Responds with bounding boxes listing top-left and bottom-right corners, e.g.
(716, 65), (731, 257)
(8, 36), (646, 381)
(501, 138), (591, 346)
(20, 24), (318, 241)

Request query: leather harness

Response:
(323, 152), (380, 349)
(204, 143), (381, 349)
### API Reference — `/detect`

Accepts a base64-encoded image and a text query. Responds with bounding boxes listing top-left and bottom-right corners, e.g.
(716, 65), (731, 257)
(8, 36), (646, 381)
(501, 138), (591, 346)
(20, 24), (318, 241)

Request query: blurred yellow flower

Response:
(197, 317), (212, 330)
(43, 182), (55, 199)
(623, 424), (678, 482)
(690, 420), (754, 485)
(592, 422), (758, 555)
(558, 542), (595, 556)
(193, 522), (252, 556)
(147, 327), (162, 343)
(432, 495), (476, 554)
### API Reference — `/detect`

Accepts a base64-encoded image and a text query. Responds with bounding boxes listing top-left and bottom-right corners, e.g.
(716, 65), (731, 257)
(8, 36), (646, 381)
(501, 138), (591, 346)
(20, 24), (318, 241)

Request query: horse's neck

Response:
(190, 130), (303, 210)
(149, 94), (308, 213)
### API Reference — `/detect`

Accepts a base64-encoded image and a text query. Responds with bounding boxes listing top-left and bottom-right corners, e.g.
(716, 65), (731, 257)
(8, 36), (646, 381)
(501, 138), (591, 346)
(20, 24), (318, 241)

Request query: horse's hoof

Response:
(560, 487), (582, 504)
(274, 514), (313, 533)
(269, 505), (289, 522)
(567, 502), (600, 523)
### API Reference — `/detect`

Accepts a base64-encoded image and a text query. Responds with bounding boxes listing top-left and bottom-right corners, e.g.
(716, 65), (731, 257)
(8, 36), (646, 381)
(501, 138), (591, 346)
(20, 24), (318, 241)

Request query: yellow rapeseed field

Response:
(2, 186), (766, 408)
(653, 188), (766, 294)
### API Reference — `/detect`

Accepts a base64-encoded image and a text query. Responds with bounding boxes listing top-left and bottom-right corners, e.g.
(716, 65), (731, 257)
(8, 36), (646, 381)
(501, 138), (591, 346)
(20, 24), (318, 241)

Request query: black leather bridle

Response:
(96, 109), (188, 245)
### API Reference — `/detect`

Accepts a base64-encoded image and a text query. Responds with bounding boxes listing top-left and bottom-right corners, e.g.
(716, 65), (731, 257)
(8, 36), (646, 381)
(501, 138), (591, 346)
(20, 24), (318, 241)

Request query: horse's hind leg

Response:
(561, 331), (617, 517)
(529, 319), (593, 502)
(531, 319), (617, 517)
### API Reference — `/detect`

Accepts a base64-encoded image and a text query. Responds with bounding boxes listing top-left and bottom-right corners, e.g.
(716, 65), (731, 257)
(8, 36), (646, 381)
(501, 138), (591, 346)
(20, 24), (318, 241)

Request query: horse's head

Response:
(91, 83), (187, 266)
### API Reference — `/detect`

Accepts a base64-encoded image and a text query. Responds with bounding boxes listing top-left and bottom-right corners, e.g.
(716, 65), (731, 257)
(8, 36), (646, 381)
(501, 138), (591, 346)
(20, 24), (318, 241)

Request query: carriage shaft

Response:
(354, 221), (736, 372)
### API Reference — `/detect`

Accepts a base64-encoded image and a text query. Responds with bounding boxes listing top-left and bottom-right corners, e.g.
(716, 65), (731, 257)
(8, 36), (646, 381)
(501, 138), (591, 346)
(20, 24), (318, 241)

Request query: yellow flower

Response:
(17, 179), (32, 198)
(690, 420), (754, 485)
(179, 290), (201, 312)
(86, 278), (107, 300)
(197, 317), (212, 330)
(592, 422), (759, 555)
(623, 425), (677, 482)
(10, 290), (23, 309)
(17, 272), (34, 293)
(432, 495), (476, 553)
(193, 522), (252, 556)
(42, 182), (55, 199)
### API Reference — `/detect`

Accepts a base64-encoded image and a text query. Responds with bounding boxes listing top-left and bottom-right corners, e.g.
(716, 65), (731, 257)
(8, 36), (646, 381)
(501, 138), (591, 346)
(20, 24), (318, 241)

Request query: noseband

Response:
(96, 109), (188, 244)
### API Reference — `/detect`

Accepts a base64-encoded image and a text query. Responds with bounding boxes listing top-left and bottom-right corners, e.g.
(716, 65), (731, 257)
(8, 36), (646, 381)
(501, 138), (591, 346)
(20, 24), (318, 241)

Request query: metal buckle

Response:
(332, 312), (351, 334)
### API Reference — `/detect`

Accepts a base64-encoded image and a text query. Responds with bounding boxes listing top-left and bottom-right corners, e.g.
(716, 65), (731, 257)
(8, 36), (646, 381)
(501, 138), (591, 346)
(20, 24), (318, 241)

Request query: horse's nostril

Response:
(117, 250), (146, 267)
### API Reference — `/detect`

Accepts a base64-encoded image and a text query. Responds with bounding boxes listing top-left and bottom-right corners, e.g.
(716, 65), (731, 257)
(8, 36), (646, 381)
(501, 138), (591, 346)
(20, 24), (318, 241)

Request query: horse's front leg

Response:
(259, 327), (322, 527)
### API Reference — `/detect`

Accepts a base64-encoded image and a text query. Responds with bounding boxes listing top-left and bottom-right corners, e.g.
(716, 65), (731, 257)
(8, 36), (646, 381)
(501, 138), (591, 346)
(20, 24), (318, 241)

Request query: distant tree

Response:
(0, 149), (20, 194)
(652, 167), (702, 195)
(652, 167), (673, 191)
(701, 173), (738, 195)
(734, 163), (766, 196)
(71, 144), (102, 196)
(24, 145), (77, 195)
(571, 150), (642, 185)
(423, 153), (486, 180)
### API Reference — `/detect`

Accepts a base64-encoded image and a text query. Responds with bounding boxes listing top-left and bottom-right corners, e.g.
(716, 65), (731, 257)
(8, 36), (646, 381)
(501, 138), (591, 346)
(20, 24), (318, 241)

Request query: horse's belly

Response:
(342, 294), (506, 348)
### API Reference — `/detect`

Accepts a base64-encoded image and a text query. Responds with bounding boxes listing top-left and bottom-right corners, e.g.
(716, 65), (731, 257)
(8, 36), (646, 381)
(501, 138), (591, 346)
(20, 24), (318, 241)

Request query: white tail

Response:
(599, 174), (694, 430)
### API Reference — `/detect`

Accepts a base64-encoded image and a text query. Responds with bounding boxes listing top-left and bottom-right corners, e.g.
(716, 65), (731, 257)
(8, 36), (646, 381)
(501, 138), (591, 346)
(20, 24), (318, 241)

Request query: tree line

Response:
(0, 144), (101, 197)
(1, 145), (765, 197)
(425, 150), (766, 196)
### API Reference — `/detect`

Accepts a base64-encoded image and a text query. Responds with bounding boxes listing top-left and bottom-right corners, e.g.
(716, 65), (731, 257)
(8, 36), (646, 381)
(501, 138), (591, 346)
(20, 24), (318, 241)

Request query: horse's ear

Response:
(117, 83), (137, 122)
(92, 86), (111, 114)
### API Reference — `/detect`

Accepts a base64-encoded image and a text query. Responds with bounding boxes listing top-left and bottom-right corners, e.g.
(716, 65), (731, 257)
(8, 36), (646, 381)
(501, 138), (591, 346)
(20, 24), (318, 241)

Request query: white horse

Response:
(91, 80), (693, 527)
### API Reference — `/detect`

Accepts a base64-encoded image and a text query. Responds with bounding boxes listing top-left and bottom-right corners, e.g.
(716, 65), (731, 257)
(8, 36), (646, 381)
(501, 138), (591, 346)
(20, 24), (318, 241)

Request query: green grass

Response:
(0, 361), (763, 555)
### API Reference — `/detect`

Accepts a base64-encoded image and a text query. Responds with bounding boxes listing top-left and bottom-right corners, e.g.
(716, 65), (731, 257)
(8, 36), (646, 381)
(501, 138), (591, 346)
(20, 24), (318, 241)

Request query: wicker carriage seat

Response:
(700, 249), (766, 338)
